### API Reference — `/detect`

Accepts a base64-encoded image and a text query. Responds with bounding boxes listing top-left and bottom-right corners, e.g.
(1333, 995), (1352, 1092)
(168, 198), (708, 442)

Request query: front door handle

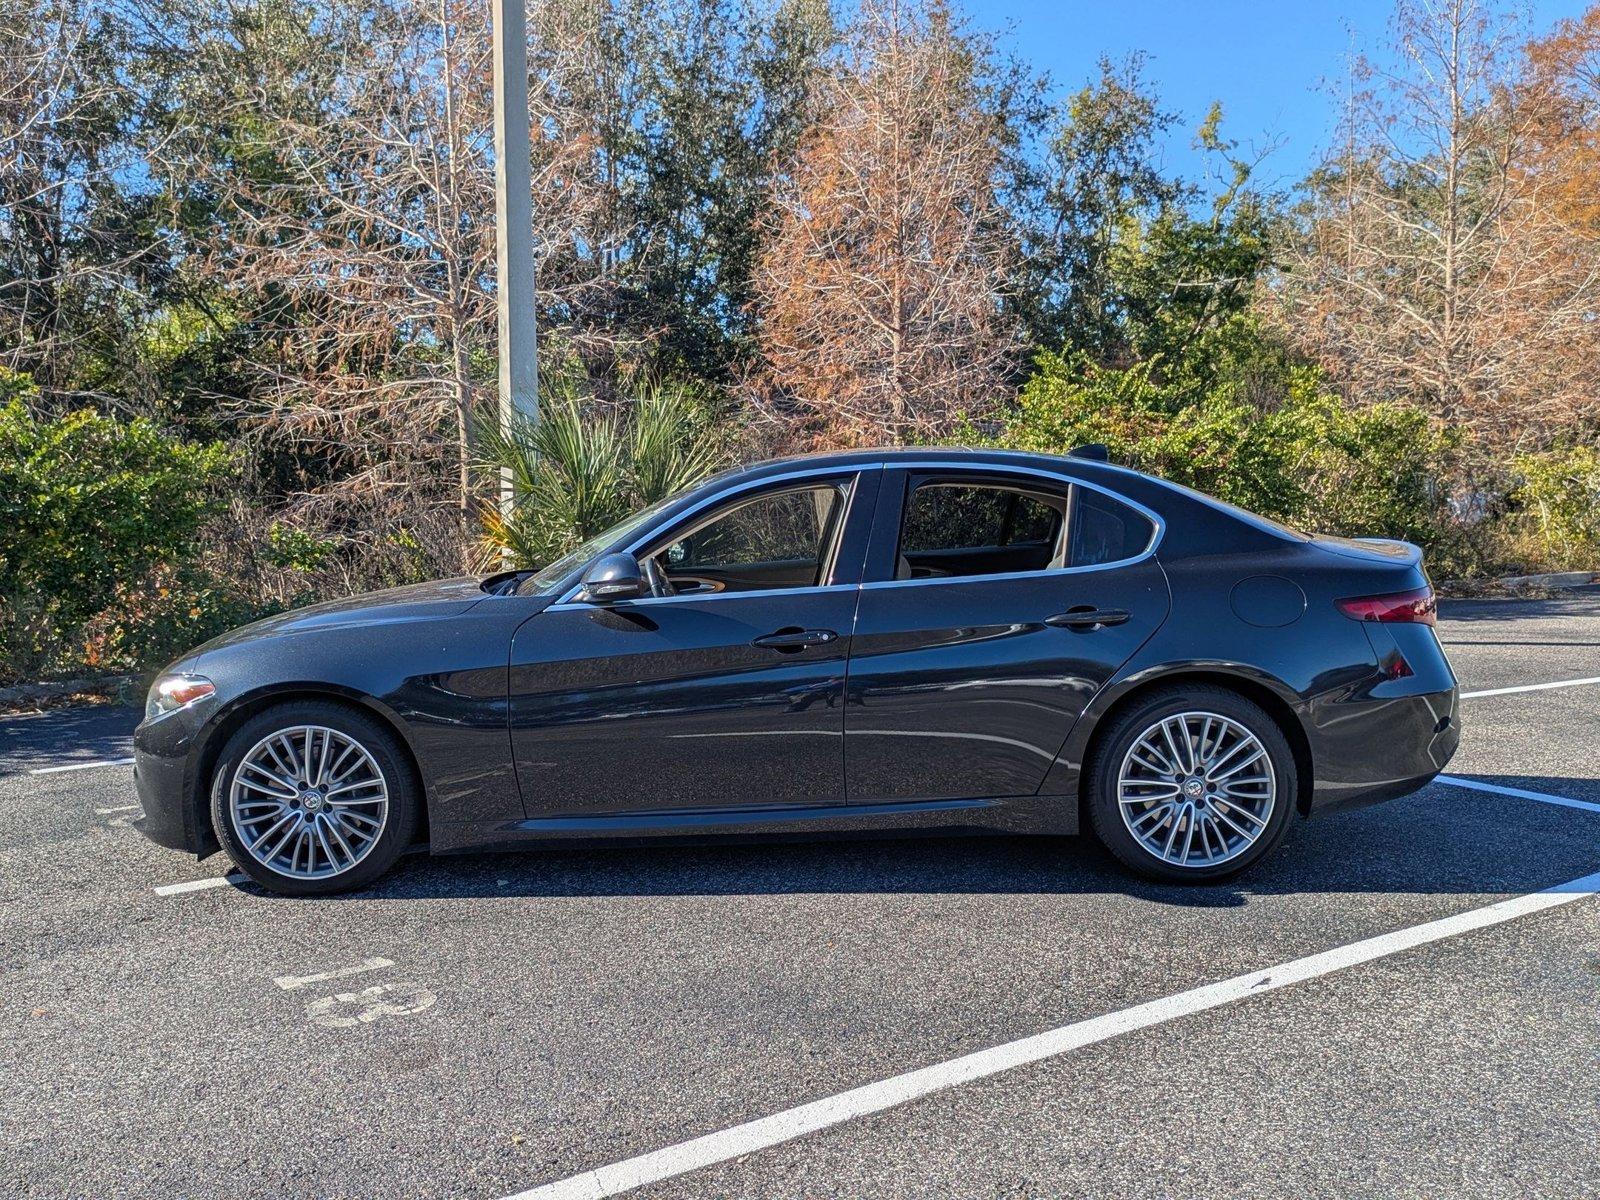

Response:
(1045, 608), (1131, 630)
(752, 628), (838, 650)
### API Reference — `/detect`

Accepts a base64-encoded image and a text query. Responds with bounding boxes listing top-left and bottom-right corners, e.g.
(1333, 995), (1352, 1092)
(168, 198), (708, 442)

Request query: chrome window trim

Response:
(544, 581), (860, 613)
(552, 464), (882, 606)
(544, 458), (1164, 606)
(860, 561), (1150, 591)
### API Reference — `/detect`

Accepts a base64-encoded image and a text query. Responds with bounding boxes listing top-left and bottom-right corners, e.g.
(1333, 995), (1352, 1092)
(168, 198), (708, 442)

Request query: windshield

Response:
(511, 491), (687, 596)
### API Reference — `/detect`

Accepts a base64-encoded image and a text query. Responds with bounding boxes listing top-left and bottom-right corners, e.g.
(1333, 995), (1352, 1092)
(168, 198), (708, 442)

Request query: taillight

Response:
(1335, 586), (1437, 627)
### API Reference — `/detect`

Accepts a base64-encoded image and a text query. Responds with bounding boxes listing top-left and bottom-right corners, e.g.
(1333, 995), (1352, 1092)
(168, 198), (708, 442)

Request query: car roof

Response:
(720, 445), (1144, 484)
(718, 446), (1172, 508)
(736, 445), (1072, 469)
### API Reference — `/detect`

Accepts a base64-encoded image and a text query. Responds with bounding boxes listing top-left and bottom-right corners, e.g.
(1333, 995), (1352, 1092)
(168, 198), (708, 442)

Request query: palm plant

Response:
(475, 375), (728, 568)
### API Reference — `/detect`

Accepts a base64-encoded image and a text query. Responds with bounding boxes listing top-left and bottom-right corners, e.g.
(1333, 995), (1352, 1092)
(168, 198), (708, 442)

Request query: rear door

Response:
(843, 466), (1170, 802)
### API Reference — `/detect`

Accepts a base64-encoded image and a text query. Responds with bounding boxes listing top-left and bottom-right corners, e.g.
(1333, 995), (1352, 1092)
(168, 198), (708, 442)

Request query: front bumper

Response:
(132, 704), (216, 855)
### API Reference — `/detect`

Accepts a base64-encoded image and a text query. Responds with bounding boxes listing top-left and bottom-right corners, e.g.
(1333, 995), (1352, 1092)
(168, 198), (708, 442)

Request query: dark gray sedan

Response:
(133, 447), (1460, 895)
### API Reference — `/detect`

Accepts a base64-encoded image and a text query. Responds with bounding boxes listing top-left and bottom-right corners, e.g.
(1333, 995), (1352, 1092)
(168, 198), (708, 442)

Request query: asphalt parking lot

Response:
(3, 592), (1598, 1200)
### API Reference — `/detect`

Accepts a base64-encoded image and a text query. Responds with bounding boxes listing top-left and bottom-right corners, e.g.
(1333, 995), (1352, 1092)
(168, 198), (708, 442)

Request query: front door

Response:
(508, 471), (877, 818)
(844, 468), (1171, 802)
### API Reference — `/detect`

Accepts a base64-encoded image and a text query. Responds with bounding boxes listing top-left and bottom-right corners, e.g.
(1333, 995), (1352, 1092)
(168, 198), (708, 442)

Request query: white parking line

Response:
(274, 958), (395, 991)
(1460, 676), (1600, 699)
(28, 756), (134, 775)
(152, 874), (246, 896)
(1436, 774), (1600, 815)
(504, 866), (1600, 1200)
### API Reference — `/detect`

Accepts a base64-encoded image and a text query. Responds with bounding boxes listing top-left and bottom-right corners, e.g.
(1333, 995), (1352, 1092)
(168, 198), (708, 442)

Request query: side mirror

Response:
(578, 552), (647, 603)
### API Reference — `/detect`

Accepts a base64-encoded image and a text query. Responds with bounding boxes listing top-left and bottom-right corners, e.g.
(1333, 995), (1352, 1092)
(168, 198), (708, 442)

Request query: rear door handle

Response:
(752, 628), (838, 650)
(1045, 608), (1131, 630)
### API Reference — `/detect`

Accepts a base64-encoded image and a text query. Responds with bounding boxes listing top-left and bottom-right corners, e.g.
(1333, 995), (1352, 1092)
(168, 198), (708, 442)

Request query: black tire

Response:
(209, 700), (420, 897)
(1084, 684), (1298, 883)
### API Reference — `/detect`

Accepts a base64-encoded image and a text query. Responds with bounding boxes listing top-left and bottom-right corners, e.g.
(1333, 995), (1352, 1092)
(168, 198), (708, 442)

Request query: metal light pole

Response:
(491, 0), (538, 530)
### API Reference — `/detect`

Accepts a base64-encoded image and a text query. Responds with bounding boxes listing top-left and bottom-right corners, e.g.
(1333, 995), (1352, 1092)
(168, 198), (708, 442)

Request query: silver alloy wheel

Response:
(1116, 710), (1276, 869)
(228, 725), (389, 879)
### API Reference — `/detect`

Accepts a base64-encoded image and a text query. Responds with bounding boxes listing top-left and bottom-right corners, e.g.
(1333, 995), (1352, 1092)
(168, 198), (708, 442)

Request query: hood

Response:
(192, 577), (491, 657)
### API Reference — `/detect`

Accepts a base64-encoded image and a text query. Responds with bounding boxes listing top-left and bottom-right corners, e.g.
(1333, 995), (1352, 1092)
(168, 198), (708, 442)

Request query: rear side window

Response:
(896, 482), (1066, 580)
(892, 475), (1153, 582)
(1069, 488), (1155, 566)
(901, 485), (1002, 554)
(1007, 494), (1060, 545)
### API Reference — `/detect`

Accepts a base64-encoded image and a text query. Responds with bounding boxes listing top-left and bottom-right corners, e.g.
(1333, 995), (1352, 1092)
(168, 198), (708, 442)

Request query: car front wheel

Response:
(210, 701), (419, 896)
(1085, 685), (1297, 882)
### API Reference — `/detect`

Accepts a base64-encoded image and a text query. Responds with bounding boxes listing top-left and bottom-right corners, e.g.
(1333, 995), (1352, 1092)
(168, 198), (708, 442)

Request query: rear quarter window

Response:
(1070, 488), (1155, 566)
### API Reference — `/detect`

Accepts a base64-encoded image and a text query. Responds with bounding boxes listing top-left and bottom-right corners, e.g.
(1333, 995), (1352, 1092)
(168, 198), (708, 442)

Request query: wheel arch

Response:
(1073, 666), (1315, 823)
(189, 684), (430, 856)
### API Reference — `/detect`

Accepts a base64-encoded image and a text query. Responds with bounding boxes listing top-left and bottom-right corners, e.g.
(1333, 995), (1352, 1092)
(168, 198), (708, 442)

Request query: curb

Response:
(0, 675), (138, 709)
(1494, 571), (1598, 590)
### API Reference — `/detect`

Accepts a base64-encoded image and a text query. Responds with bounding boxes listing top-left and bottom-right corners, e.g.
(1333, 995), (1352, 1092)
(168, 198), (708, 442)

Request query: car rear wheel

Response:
(1085, 685), (1297, 882)
(210, 701), (419, 896)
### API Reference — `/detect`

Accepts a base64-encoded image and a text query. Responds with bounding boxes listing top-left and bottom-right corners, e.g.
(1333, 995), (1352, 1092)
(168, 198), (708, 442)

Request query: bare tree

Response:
(753, 0), (1020, 448)
(1276, 0), (1600, 444)
(137, 0), (615, 563)
(0, 1), (147, 404)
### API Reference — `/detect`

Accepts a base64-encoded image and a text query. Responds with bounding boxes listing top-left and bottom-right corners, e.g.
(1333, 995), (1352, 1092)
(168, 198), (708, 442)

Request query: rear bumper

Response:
(1306, 683), (1460, 816)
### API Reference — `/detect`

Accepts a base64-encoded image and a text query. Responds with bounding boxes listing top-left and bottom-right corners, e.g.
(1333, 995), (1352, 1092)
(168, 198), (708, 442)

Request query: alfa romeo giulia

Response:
(134, 447), (1460, 895)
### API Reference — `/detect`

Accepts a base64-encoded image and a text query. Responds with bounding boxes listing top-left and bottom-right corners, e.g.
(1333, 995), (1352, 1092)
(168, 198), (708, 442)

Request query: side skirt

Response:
(427, 793), (1079, 855)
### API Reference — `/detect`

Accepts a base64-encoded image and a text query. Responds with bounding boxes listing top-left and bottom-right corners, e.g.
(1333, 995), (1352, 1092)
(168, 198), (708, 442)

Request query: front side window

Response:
(647, 482), (848, 593)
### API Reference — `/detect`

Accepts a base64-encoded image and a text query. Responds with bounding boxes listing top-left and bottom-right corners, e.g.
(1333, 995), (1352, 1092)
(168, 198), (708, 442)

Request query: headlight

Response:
(145, 674), (216, 720)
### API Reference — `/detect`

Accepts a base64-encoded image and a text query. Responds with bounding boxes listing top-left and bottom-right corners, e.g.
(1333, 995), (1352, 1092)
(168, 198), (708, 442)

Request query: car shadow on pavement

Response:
(0, 702), (139, 775)
(1438, 639), (1600, 647)
(324, 773), (1600, 909)
(1439, 587), (1600, 625)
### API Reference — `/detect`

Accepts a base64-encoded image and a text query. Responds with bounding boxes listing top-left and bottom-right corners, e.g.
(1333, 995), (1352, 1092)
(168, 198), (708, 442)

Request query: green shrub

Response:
(996, 351), (1459, 549)
(1509, 446), (1600, 566)
(75, 560), (261, 677)
(476, 373), (729, 569)
(0, 384), (235, 682)
(263, 521), (337, 572)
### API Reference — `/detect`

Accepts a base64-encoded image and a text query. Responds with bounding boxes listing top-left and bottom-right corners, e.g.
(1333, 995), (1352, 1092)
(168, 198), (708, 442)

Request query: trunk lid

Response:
(1311, 535), (1423, 570)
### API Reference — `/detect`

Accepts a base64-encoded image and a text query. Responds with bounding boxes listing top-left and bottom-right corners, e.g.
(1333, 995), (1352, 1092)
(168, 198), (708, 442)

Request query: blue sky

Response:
(962, 0), (1588, 190)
